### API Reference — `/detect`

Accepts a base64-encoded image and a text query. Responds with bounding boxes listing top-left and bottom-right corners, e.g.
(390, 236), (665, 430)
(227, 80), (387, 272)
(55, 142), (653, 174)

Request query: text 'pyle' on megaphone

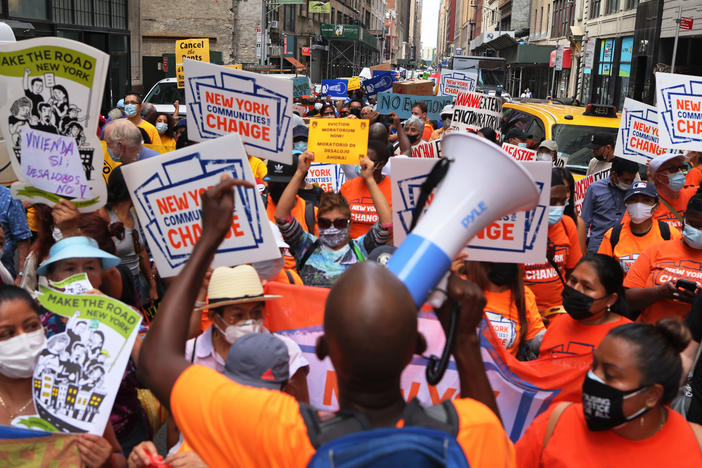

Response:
(387, 132), (540, 307)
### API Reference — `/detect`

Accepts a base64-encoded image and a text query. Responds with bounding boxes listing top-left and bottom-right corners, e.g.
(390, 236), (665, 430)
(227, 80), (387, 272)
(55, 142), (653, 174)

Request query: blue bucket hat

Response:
(37, 236), (120, 276)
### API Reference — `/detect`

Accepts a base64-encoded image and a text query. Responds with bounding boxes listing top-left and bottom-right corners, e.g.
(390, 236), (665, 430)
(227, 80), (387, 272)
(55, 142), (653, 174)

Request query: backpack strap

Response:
(609, 223), (623, 251)
(297, 240), (320, 271)
(403, 398), (459, 437)
(541, 402), (572, 454)
(659, 197), (684, 225)
(658, 220), (671, 240)
(190, 337), (197, 364)
(283, 269), (294, 284)
(304, 200), (316, 234)
(349, 239), (365, 263)
(299, 404), (372, 449)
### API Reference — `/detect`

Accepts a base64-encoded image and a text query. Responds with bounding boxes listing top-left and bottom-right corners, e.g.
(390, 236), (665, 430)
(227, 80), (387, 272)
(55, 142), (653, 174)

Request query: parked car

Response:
(143, 78), (187, 117)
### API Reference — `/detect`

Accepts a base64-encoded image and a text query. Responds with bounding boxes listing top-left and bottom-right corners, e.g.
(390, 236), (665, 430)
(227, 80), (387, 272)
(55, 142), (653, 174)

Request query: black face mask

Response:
(562, 285), (612, 321)
(350, 108), (361, 117)
(582, 370), (650, 431)
(408, 133), (420, 144)
(487, 263), (518, 286)
(268, 184), (286, 205)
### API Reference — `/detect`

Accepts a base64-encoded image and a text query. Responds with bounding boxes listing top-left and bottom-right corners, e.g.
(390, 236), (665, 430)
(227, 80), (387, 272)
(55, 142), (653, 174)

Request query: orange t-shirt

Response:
(685, 166), (702, 189)
(340, 176), (393, 238)
(538, 314), (631, 358)
(515, 403), (702, 468)
(172, 365), (516, 468)
(623, 239), (702, 323)
(483, 287), (545, 356)
(524, 216), (582, 310)
(267, 195), (317, 235)
(620, 186), (696, 231)
(422, 122), (434, 141)
(597, 221), (681, 274)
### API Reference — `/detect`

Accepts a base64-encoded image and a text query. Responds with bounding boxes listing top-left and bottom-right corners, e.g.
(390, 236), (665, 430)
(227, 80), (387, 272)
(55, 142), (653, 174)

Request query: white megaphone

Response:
(387, 132), (540, 306)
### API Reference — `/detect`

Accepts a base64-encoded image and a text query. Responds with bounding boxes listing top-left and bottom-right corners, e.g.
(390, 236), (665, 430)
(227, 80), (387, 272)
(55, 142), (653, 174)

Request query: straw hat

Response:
(197, 265), (280, 310)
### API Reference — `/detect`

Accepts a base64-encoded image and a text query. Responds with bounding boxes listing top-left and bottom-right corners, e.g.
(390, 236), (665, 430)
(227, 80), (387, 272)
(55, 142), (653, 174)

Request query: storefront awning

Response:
(285, 57), (306, 70)
(500, 44), (555, 65)
(549, 48), (573, 69)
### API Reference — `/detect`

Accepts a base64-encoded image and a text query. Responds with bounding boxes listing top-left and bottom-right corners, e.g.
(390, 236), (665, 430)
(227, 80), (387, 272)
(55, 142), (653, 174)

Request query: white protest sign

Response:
(614, 98), (668, 165)
(410, 140), (441, 159)
(439, 69), (477, 96)
(392, 158), (550, 263)
(656, 72), (702, 151)
(501, 142), (536, 161)
(305, 163), (346, 192)
(574, 168), (610, 215)
(450, 91), (503, 140)
(0, 38), (109, 209)
(184, 59), (293, 164)
(121, 134), (280, 277)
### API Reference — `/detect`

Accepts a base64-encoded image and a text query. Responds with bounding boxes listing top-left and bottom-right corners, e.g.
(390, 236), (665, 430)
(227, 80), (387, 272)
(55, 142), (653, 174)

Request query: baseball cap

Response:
(648, 152), (685, 175)
(264, 153), (299, 183)
(538, 140), (558, 152)
(293, 125), (308, 141)
(505, 127), (532, 140)
(367, 245), (396, 266)
(223, 333), (289, 390)
(37, 236), (121, 276)
(440, 105), (454, 118)
(587, 133), (615, 149)
(624, 181), (658, 203)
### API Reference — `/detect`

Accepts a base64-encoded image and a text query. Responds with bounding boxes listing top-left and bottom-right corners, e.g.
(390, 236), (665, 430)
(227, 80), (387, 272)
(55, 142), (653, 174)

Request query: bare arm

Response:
(172, 100), (180, 120)
(274, 151), (313, 220)
(626, 280), (699, 311)
(576, 216), (587, 254)
(361, 158), (392, 225)
(681, 339), (700, 385)
(391, 113), (411, 156)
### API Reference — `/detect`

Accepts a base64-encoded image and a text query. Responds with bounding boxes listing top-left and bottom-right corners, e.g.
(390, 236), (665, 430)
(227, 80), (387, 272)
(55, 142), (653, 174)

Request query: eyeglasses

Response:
(317, 217), (350, 229)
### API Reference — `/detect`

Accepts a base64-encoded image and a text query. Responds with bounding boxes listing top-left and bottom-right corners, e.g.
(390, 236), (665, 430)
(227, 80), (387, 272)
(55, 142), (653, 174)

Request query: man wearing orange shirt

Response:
(138, 175), (515, 468)
(645, 152), (697, 230)
(411, 101), (435, 141)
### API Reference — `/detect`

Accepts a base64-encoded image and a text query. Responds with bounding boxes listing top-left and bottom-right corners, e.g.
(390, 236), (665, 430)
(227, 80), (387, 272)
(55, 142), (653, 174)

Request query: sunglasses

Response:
(318, 217), (350, 229)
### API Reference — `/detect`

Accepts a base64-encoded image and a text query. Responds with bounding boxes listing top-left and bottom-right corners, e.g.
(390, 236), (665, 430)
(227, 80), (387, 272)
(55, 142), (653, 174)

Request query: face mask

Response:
(666, 171), (686, 192)
(517, 142), (527, 148)
(408, 133), (420, 144)
(216, 318), (263, 344)
(350, 108), (361, 117)
(442, 117), (451, 128)
(683, 224), (702, 249)
(107, 143), (121, 162)
(319, 226), (349, 248)
(594, 152), (605, 161)
(487, 263), (518, 286)
(626, 202), (655, 224)
(124, 104), (138, 118)
(548, 205), (565, 225)
(314, 103), (323, 111)
(536, 151), (552, 162)
(293, 141), (307, 152)
(614, 180), (632, 192)
(0, 329), (46, 378)
(156, 122), (168, 134)
(561, 285), (607, 320)
(582, 370), (650, 431)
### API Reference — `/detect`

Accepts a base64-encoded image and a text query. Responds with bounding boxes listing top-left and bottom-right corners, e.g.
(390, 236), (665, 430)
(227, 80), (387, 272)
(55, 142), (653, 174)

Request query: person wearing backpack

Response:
(598, 181), (680, 273)
(138, 174), (516, 468)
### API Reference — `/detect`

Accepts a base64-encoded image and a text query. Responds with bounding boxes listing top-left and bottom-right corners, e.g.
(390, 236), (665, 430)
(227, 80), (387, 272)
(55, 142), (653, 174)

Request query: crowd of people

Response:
(0, 79), (702, 467)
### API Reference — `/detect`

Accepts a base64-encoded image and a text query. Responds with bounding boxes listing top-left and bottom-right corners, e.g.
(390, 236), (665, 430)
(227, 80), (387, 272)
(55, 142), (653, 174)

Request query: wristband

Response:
(381, 222), (393, 230)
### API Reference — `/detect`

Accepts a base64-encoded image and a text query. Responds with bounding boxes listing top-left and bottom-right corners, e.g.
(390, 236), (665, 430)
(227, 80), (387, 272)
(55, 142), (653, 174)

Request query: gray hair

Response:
(106, 119), (142, 149)
(107, 108), (124, 121)
(404, 115), (424, 131)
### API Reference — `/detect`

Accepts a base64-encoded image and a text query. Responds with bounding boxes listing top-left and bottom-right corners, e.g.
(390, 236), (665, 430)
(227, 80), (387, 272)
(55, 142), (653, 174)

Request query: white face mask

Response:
(626, 202), (655, 224)
(0, 329), (46, 378)
(216, 318), (263, 344)
(536, 151), (552, 162)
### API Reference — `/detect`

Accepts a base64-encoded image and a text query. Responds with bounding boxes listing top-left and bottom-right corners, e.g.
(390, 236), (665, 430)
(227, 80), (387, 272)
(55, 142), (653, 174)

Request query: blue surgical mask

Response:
(293, 141), (307, 152)
(107, 143), (120, 162)
(667, 171), (686, 192)
(683, 224), (702, 249)
(156, 122), (168, 134)
(548, 205), (565, 225)
(124, 104), (138, 117)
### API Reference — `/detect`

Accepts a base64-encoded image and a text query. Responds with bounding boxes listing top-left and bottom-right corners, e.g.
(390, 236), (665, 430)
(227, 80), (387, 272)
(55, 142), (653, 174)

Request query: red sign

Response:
(163, 55), (168, 72)
(680, 17), (694, 30)
(301, 46), (310, 56)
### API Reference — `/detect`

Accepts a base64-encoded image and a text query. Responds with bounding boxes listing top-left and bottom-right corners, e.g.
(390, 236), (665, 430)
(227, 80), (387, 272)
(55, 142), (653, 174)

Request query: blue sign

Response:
(363, 73), (394, 97)
(291, 76), (311, 98)
(375, 92), (454, 120)
(321, 79), (348, 98)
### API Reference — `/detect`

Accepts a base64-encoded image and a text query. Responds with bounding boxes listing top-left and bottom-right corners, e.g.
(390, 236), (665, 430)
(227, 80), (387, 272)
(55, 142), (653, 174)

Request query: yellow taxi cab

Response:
(502, 101), (620, 178)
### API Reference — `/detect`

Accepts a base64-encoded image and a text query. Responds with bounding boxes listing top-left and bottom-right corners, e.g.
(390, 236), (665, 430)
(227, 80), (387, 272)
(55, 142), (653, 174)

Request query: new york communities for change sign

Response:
(439, 69), (477, 96)
(656, 72), (702, 151)
(614, 98), (668, 165)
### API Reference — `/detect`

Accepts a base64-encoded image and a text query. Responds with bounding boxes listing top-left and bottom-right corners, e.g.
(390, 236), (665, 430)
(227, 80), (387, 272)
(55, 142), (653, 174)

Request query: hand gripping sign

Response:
(120, 134), (280, 277)
(656, 72), (702, 151)
(615, 98), (668, 164)
(0, 37), (109, 210)
(184, 59), (293, 164)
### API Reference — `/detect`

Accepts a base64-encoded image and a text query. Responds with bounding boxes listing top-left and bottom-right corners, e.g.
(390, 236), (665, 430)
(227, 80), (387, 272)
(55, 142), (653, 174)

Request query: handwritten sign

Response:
(501, 142), (536, 161)
(0, 38), (109, 210)
(574, 168), (610, 215)
(305, 163), (346, 192)
(175, 38), (209, 89)
(121, 134), (280, 277)
(362, 73), (394, 97)
(410, 140), (441, 159)
(656, 72), (702, 151)
(439, 69), (477, 96)
(450, 91), (503, 139)
(375, 92), (454, 120)
(184, 59), (292, 164)
(291, 76), (311, 98)
(308, 118), (368, 164)
(615, 98), (668, 165)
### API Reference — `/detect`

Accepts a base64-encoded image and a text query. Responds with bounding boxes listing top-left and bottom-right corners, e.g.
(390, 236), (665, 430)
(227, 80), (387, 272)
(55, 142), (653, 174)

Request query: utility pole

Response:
(671, 5), (682, 73)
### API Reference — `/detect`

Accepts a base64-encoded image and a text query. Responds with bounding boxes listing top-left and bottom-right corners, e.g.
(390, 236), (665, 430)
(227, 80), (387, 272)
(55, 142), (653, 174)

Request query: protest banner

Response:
(501, 142), (536, 161)
(33, 285), (141, 435)
(183, 59), (293, 164)
(175, 38), (209, 88)
(0, 38), (109, 210)
(574, 168), (610, 215)
(450, 91), (503, 139)
(0, 427), (82, 465)
(307, 118), (368, 164)
(362, 73), (394, 97)
(656, 72), (702, 151)
(291, 76), (311, 98)
(263, 281), (591, 442)
(121, 134), (280, 277)
(391, 158), (550, 263)
(614, 98), (668, 165)
(438, 69), (477, 96)
(375, 92), (454, 120)
(347, 76), (361, 91)
(306, 162), (346, 192)
(409, 140), (441, 159)
(321, 79), (348, 99)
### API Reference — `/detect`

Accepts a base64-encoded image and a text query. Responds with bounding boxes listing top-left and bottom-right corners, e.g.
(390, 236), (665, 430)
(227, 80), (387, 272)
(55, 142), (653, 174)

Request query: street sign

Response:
(555, 45), (564, 71)
(584, 37), (596, 70)
(301, 46), (310, 56)
(680, 17), (694, 30)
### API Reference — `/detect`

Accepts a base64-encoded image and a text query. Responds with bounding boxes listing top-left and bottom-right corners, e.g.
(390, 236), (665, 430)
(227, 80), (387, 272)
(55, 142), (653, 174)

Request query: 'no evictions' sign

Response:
(307, 118), (369, 165)
(656, 72), (702, 151)
(375, 92), (454, 120)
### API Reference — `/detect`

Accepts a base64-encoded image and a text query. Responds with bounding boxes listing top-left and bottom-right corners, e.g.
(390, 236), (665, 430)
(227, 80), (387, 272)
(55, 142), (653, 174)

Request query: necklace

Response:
(0, 392), (33, 420)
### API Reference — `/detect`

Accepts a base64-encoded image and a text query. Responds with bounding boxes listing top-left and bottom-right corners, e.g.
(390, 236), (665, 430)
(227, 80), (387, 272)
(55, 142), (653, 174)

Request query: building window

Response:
(605, 0), (619, 15)
(8, 0), (48, 19)
(551, 0), (574, 38)
(284, 5), (295, 31)
(590, 0), (601, 18)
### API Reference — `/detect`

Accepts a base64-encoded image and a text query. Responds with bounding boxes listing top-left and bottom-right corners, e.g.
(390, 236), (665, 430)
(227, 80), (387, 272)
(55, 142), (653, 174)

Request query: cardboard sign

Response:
(574, 168), (610, 215)
(175, 38), (209, 88)
(375, 92), (454, 120)
(501, 142), (536, 161)
(307, 118), (368, 164)
(450, 91), (503, 139)
(292, 103), (308, 116)
(291, 76), (311, 98)
(391, 159), (550, 263)
(615, 98), (668, 165)
(347, 76), (361, 91)
(409, 140), (441, 159)
(362, 73), (394, 97)
(0, 38), (109, 209)
(121, 134), (280, 277)
(305, 162), (346, 192)
(439, 69), (477, 96)
(34, 286), (141, 435)
(183, 59), (292, 164)
(656, 72), (702, 151)
(321, 79), (348, 99)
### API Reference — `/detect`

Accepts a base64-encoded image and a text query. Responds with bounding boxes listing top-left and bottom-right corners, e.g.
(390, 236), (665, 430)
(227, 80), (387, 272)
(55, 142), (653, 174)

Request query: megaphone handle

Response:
(426, 299), (459, 386)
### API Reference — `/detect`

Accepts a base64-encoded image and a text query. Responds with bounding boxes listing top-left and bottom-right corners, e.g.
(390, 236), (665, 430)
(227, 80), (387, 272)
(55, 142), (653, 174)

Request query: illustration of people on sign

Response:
(8, 96), (33, 146)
